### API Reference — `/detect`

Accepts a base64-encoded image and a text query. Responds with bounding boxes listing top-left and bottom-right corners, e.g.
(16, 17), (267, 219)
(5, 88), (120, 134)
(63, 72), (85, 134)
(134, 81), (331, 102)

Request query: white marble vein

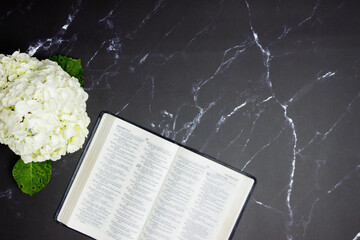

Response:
(277, 25), (291, 40)
(253, 198), (285, 215)
(106, 37), (123, 59)
(241, 110), (263, 152)
(243, 2), (357, 238)
(180, 101), (217, 144)
(99, 9), (115, 30)
(132, 0), (166, 36)
(242, 126), (285, 171)
(245, 1), (271, 88)
(161, 110), (173, 119)
(216, 100), (249, 132)
(327, 164), (360, 194)
(155, 110), (174, 138)
(296, 91), (360, 155)
(0, 189), (13, 199)
(86, 40), (106, 67)
(353, 232), (360, 240)
(139, 53), (149, 65)
(216, 129), (243, 159)
(297, 197), (320, 237)
(0, 2), (34, 21)
(192, 42), (250, 98)
(285, 71), (336, 106)
(297, 1), (320, 28)
(186, 25), (209, 48)
(86, 61), (119, 91)
(298, 164), (360, 237)
(245, 1), (299, 239)
(115, 81), (147, 114)
(26, 0), (82, 56)
(320, 92), (360, 141)
(274, 0), (321, 41)
(281, 103), (298, 240)
(148, 74), (155, 112)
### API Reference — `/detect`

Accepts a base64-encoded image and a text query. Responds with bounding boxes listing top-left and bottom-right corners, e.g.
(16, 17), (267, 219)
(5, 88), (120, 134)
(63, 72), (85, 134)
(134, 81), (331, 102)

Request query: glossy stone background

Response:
(1, 0), (360, 239)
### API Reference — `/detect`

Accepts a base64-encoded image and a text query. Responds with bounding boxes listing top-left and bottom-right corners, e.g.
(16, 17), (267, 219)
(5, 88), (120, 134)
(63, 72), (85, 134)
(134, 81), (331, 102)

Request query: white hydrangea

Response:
(0, 51), (90, 163)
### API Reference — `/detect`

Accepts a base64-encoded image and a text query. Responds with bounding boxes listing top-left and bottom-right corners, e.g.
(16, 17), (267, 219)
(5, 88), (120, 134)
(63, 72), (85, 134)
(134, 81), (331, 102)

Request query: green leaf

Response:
(12, 159), (52, 196)
(49, 55), (84, 87)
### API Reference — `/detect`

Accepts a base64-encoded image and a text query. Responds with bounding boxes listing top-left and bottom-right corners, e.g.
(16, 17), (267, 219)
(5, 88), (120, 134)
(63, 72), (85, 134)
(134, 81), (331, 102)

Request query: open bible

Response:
(55, 112), (256, 240)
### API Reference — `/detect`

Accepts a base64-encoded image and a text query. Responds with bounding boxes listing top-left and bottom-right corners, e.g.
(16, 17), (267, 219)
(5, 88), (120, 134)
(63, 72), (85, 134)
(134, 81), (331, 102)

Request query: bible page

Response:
(139, 148), (254, 240)
(65, 114), (180, 240)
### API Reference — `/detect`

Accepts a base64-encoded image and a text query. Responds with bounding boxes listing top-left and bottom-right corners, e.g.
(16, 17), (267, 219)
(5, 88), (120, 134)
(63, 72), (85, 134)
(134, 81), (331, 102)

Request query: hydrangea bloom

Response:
(0, 51), (90, 163)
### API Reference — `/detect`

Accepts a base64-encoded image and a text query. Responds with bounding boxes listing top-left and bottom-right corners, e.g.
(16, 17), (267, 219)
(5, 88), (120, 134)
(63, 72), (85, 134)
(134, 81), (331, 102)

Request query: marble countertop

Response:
(1, 0), (360, 239)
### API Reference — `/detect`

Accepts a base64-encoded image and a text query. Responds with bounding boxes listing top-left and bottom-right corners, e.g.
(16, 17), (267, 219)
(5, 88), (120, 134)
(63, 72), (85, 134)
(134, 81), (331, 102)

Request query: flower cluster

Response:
(0, 51), (90, 163)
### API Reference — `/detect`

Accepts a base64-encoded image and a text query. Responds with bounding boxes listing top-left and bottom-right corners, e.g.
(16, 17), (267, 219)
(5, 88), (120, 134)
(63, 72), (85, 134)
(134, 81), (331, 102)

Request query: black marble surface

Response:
(1, 0), (360, 239)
